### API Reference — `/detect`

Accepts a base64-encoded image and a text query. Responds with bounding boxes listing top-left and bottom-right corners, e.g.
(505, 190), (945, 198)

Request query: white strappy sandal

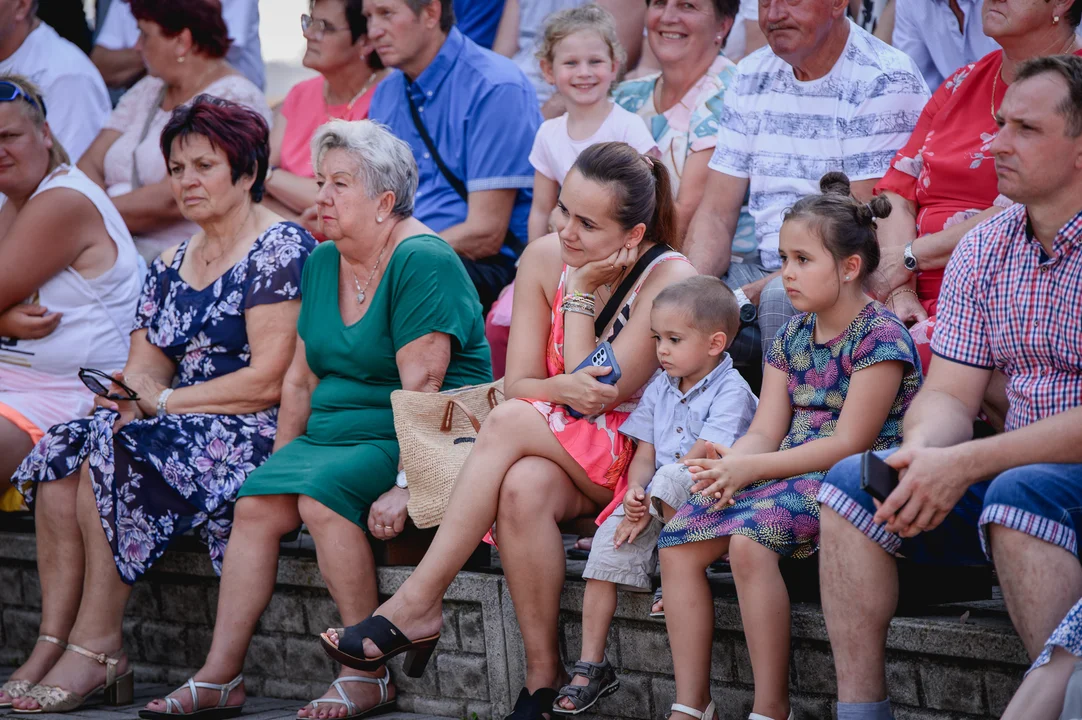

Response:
(0, 635), (67, 708)
(138, 673), (244, 720)
(13, 642), (132, 714)
(670, 700), (717, 720)
(299, 669), (395, 719)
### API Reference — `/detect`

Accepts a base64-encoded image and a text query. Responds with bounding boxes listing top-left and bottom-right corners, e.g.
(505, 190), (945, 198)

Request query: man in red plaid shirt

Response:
(816, 55), (1082, 720)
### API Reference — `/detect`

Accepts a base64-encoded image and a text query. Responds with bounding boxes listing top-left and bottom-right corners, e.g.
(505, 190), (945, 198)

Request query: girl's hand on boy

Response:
(613, 512), (651, 548)
(623, 487), (649, 522)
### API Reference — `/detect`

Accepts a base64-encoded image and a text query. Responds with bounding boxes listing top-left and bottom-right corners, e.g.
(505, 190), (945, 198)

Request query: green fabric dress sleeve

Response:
(388, 236), (483, 352)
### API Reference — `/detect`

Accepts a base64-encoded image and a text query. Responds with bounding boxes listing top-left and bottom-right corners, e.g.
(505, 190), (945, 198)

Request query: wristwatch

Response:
(395, 470), (408, 489)
(732, 288), (758, 325)
(903, 242), (919, 272)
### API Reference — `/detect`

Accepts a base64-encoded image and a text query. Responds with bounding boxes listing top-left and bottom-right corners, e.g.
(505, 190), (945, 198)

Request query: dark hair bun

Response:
(819, 171), (851, 197)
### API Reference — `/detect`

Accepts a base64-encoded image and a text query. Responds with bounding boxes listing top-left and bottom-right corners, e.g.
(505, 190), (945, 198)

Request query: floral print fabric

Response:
(1031, 597), (1082, 675)
(658, 303), (922, 558)
(12, 222), (315, 583)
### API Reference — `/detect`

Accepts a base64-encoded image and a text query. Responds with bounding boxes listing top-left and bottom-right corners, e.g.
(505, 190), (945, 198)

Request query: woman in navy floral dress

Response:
(5, 97), (314, 714)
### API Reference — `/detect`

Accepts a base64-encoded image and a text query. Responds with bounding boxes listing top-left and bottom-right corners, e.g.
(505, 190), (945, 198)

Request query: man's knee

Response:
(822, 453), (866, 497)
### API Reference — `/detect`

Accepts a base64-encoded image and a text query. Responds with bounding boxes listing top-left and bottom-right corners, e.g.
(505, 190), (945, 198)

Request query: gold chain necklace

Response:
(992, 38), (1080, 119)
(325, 70), (386, 117)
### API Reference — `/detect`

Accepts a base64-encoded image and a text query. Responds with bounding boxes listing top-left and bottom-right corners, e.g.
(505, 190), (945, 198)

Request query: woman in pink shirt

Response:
(262, 0), (388, 231)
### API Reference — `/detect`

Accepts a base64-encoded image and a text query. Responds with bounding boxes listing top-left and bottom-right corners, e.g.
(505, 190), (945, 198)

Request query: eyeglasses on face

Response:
(301, 14), (351, 38)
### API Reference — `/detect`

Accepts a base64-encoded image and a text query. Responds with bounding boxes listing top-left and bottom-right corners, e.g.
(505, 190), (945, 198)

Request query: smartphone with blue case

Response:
(565, 341), (622, 419)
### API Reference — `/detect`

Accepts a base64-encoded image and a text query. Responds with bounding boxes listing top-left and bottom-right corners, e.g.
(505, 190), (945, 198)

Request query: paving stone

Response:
(792, 643), (836, 695)
(138, 621), (187, 666)
(616, 623), (673, 674)
(0, 566), (22, 605)
(708, 682), (754, 720)
(650, 676), (676, 717)
(732, 638), (755, 686)
(126, 583), (159, 620)
(158, 584), (211, 625)
(984, 666), (1023, 716)
(439, 607), (459, 652)
(886, 655), (922, 707)
(3, 608), (41, 652)
(458, 608), (486, 654)
(919, 661), (985, 714)
(436, 653), (488, 700)
(245, 635), (287, 677)
(303, 595), (340, 636)
(709, 635), (733, 683)
(283, 637), (336, 681)
(19, 570), (40, 608)
(258, 593), (307, 635)
(399, 695), (465, 717)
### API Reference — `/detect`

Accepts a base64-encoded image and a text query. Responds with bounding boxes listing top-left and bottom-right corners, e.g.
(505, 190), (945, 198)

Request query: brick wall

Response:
(0, 532), (1029, 719)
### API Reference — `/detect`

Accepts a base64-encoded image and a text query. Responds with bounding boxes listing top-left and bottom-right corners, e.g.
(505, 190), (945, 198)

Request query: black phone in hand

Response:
(860, 451), (899, 502)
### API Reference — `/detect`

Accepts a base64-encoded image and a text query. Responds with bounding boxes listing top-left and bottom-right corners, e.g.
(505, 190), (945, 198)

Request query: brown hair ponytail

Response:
(572, 142), (680, 251)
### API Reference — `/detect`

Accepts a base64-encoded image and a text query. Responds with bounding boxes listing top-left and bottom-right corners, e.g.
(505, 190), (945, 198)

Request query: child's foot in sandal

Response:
(649, 589), (664, 618)
(553, 660), (619, 715)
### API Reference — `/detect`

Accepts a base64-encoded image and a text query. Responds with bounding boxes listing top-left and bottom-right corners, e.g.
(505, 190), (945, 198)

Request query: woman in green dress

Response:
(142, 119), (492, 720)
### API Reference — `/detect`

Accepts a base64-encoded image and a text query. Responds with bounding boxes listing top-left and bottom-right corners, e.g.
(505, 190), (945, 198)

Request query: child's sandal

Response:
(552, 660), (619, 715)
(649, 588), (665, 618)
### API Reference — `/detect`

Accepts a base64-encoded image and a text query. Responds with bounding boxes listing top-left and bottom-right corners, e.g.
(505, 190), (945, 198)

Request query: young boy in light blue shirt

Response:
(554, 276), (758, 715)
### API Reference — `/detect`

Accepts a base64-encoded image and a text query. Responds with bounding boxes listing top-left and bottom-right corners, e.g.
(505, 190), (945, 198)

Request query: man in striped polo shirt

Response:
(817, 55), (1082, 720)
(682, 0), (929, 372)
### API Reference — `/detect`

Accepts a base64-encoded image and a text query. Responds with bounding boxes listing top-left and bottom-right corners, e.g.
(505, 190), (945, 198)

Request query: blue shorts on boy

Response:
(582, 356), (758, 591)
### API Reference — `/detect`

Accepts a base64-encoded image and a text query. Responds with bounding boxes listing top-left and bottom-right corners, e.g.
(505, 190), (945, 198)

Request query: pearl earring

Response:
(377, 216), (384, 223)
(1055, 14), (1061, 23)
(844, 275), (851, 281)
(177, 55), (185, 64)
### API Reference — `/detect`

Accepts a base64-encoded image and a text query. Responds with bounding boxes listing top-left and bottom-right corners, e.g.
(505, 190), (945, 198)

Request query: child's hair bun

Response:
(819, 171), (852, 197)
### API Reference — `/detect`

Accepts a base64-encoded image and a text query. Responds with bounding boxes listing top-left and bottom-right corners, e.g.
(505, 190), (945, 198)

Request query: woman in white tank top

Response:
(0, 75), (143, 493)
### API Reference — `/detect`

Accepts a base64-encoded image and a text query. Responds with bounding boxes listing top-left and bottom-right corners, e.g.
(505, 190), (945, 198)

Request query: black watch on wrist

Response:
(732, 288), (757, 325)
(903, 242), (919, 272)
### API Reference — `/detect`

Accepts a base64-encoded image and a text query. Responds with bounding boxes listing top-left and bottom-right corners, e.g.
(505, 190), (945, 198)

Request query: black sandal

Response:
(552, 660), (620, 715)
(505, 687), (559, 720)
(320, 615), (440, 677)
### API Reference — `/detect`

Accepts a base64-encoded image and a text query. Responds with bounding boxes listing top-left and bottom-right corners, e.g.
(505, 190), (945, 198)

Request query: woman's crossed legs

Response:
(325, 401), (605, 691)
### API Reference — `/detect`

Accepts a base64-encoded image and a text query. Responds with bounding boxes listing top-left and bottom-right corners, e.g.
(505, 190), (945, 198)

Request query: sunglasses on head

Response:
(0, 80), (46, 117)
(78, 368), (139, 402)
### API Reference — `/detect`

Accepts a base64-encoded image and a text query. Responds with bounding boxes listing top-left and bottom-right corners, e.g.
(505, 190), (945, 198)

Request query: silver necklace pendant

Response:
(356, 290), (366, 304)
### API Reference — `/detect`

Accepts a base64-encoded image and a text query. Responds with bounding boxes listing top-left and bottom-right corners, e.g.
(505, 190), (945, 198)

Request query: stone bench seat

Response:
(0, 519), (1026, 720)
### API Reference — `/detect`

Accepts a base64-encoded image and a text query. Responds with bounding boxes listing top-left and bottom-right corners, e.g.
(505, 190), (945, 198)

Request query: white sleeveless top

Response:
(0, 166), (145, 430)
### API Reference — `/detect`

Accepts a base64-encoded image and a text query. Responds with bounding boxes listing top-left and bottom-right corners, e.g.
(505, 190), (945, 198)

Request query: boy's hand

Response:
(623, 487), (648, 522)
(613, 512), (652, 548)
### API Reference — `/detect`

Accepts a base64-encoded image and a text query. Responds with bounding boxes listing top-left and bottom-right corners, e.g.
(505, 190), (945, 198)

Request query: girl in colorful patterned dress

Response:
(658, 173), (923, 720)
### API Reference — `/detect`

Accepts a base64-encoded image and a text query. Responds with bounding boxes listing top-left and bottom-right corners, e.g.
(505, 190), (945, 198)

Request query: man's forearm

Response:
(685, 209), (736, 277)
(91, 46), (145, 88)
(442, 221), (505, 260)
(902, 389), (978, 449)
(959, 406), (1082, 480)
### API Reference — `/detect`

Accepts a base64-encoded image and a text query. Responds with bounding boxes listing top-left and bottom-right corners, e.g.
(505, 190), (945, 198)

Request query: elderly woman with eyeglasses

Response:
(140, 119), (491, 720)
(0, 73), (143, 510)
(262, 0), (389, 232)
(5, 95), (314, 714)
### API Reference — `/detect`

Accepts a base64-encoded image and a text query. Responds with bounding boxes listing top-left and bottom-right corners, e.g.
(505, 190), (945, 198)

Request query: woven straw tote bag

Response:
(391, 379), (504, 528)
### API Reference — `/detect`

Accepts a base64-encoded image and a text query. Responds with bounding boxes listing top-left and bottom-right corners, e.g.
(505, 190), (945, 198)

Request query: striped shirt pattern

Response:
(931, 203), (1082, 432)
(710, 20), (929, 269)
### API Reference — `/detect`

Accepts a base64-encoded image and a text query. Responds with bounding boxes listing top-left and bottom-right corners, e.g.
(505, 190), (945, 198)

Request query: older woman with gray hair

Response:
(142, 119), (492, 720)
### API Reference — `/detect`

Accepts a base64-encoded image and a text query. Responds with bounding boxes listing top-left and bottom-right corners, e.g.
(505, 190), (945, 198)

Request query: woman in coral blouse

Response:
(872, 1), (1082, 372)
(262, 0), (388, 230)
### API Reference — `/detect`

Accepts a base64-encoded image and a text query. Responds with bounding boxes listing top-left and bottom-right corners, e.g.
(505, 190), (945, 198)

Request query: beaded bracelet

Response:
(564, 306), (595, 318)
(560, 294), (596, 316)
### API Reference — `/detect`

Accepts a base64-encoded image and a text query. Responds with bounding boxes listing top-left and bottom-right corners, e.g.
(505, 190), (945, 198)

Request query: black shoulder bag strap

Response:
(405, 86), (525, 256)
(593, 243), (670, 339)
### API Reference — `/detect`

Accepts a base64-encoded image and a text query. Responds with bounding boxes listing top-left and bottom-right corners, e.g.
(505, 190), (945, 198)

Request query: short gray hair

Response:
(310, 119), (418, 219)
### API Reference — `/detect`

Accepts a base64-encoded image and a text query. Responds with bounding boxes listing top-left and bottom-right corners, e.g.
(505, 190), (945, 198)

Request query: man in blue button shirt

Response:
(366, 0), (541, 309)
